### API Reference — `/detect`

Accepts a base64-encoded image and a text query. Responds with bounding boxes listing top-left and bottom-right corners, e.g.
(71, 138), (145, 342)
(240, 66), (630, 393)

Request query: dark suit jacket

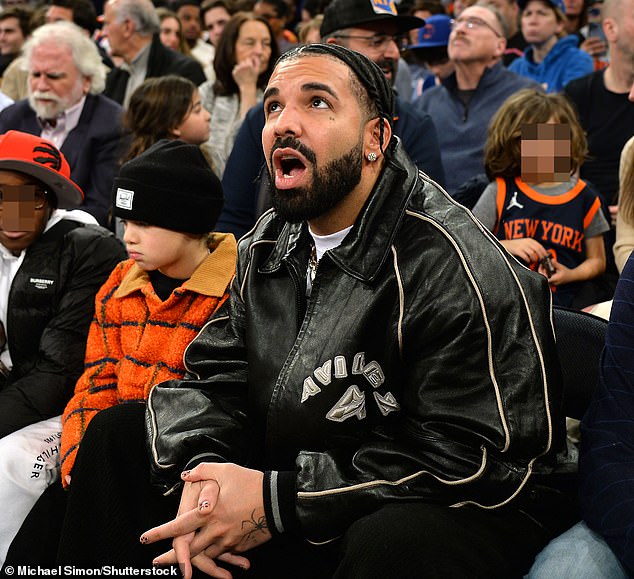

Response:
(104, 34), (206, 105)
(0, 93), (124, 226)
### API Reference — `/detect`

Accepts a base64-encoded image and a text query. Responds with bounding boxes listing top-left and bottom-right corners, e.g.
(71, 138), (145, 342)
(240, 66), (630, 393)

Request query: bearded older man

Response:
(0, 21), (124, 227)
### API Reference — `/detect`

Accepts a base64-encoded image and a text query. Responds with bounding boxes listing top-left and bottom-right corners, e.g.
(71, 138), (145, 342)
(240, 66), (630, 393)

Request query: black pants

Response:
(7, 403), (576, 578)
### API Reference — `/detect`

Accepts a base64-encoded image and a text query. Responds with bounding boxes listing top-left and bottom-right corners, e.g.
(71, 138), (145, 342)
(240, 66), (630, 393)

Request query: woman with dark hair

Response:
(157, 7), (191, 56)
(199, 11), (279, 177)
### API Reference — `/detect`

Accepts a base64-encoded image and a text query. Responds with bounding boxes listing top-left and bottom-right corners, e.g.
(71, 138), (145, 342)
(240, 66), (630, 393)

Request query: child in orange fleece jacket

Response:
(60, 139), (236, 485)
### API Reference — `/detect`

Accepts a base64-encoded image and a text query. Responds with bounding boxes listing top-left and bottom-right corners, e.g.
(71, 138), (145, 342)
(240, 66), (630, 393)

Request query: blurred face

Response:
(448, 6), (506, 64)
(102, 0), (128, 58)
(521, 121), (571, 183)
(612, 0), (634, 60)
(262, 56), (370, 223)
(409, 10), (432, 44)
(123, 220), (196, 276)
(28, 42), (90, 119)
(333, 21), (402, 84)
(177, 4), (202, 42)
(0, 17), (25, 55)
(303, 26), (321, 44)
(564, 0), (584, 16)
(254, 1), (285, 36)
(173, 89), (211, 144)
(521, 0), (563, 45)
(0, 170), (52, 256)
(204, 6), (230, 46)
(235, 20), (272, 74)
(160, 16), (182, 51)
(45, 5), (74, 24)
(428, 58), (455, 79)
(487, 0), (519, 35)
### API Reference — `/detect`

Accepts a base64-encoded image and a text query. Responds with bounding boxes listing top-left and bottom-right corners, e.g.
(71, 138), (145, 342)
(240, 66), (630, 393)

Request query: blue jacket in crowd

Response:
(509, 35), (594, 93)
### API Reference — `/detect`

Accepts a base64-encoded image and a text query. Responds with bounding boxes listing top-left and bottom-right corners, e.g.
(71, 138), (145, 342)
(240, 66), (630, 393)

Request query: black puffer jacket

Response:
(147, 139), (566, 543)
(0, 218), (126, 437)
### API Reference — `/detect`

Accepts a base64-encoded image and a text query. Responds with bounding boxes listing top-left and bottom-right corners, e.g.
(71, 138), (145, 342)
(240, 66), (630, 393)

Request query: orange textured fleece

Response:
(60, 233), (236, 483)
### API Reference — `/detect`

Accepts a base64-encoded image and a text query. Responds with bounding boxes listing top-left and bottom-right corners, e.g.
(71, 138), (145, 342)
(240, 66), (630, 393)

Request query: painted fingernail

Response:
(181, 470), (190, 478)
(199, 500), (210, 510)
(140, 535), (148, 544)
(179, 563), (186, 578)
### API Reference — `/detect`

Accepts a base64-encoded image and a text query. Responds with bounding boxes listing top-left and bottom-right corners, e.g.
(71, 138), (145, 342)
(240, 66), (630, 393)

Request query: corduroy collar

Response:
(114, 232), (236, 299)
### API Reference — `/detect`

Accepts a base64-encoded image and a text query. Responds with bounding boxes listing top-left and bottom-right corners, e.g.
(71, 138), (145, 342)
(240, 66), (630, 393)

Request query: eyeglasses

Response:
(331, 33), (406, 51)
(0, 185), (48, 210)
(450, 17), (504, 37)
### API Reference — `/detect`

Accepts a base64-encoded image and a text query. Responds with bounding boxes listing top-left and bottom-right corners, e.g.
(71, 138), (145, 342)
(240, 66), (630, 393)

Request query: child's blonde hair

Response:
(484, 89), (587, 181)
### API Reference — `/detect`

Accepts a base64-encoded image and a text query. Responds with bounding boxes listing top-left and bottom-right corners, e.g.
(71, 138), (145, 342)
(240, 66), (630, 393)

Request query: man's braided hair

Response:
(274, 43), (395, 156)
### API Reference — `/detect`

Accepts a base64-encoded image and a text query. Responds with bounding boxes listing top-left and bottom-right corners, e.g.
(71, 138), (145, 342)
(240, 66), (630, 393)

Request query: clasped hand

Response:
(140, 463), (271, 579)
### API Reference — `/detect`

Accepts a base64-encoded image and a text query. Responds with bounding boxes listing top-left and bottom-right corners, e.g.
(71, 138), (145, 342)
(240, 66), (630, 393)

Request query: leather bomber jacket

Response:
(147, 139), (567, 543)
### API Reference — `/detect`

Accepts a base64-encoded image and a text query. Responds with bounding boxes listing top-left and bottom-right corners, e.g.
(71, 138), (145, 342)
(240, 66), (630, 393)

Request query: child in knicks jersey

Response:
(472, 88), (609, 308)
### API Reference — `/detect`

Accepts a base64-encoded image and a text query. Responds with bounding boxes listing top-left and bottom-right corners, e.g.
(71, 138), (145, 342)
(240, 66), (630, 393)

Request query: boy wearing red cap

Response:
(0, 130), (125, 563)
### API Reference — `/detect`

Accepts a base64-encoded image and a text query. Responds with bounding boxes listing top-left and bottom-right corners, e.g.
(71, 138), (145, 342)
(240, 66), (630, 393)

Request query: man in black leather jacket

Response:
(57, 45), (576, 577)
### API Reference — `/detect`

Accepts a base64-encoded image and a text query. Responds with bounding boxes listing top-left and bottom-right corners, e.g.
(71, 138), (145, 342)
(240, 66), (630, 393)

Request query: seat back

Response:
(553, 306), (608, 420)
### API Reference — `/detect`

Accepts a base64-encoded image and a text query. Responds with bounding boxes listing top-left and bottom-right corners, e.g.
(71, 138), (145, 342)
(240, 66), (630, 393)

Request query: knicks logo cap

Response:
(0, 130), (84, 208)
(321, 0), (424, 37)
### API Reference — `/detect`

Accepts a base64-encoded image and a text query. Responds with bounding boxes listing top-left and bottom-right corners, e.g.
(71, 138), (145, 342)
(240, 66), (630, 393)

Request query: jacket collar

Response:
(442, 61), (504, 93)
(115, 232), (236, 298)
(259, 139), (417, 283)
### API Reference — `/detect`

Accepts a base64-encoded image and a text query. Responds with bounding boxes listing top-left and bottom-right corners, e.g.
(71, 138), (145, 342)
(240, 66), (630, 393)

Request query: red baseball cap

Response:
(0, 131), (84, 208)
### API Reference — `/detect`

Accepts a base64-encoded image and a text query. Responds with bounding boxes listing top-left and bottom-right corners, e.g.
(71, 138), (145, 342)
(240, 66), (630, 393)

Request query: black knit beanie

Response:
(113, 139), (224, 234)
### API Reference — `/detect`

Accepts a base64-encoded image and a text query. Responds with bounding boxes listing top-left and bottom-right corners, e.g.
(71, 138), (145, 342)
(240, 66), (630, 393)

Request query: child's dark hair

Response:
(123, 75), (197, 163)
(484, 89), (587, 180)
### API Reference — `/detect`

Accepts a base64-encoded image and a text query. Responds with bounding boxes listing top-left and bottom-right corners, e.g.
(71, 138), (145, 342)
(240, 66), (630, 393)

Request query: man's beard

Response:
(28, 81), (84, 120)
(269, 137), (364, 224)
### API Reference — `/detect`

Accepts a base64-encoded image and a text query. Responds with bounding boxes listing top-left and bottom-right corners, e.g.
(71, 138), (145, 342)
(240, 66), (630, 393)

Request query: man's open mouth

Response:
(272, 148), (309, 189)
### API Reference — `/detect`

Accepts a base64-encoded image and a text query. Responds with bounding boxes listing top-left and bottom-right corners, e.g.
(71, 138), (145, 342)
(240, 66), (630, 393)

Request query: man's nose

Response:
(273, 106), (301, 137)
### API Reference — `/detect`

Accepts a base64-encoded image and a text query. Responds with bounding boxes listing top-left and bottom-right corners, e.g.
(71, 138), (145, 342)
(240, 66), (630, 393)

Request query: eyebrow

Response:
(263, 82), (339, 103)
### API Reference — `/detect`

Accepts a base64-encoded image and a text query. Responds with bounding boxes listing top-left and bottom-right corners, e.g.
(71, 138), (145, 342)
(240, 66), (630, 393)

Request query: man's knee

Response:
(336, 503), (478, 578)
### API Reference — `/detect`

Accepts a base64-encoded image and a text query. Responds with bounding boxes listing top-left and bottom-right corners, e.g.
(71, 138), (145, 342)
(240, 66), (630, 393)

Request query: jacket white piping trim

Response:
(147, 387), (175, 470)
(451, 458), (536, 510)
(241, 239), (276, 301)
(297, 446), (488, 499)
(391, 245), (404, 358)
(405, 210), (511, 452)
(456, 206), (553, 457)
(422, 201), (554, 458)
(239, 207), (275, 243)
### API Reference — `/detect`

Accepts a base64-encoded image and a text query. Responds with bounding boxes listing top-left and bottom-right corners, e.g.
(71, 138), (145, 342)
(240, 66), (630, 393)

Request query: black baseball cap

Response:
(321, 0), (424, 37)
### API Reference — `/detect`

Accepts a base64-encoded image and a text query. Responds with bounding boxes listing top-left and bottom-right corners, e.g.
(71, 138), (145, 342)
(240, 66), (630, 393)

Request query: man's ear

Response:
(364, 116), (392, 161)
(493, 36), (506, 59)
(603, 17), (617, 43)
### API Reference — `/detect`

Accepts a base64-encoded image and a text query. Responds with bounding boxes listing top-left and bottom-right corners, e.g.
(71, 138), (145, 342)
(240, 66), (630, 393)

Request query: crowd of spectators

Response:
(0, 0), (632, 574)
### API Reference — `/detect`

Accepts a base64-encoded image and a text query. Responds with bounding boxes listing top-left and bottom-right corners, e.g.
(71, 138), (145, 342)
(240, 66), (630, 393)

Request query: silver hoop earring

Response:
(367, 152), (377, 162)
